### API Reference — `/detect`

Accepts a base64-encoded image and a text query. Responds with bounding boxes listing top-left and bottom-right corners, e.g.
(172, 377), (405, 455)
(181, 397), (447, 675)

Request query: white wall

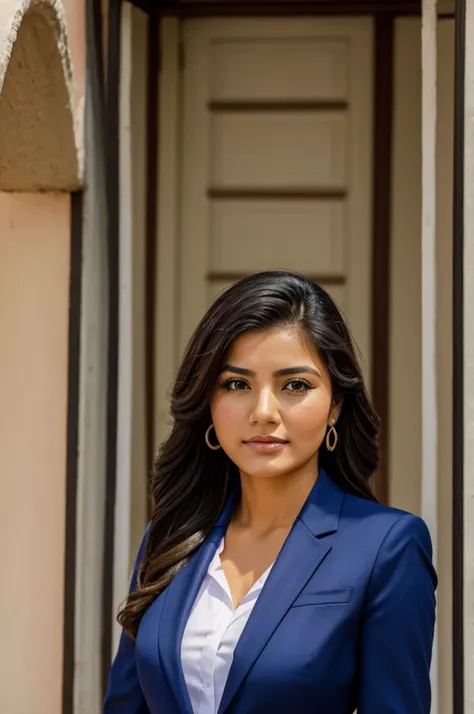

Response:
(0, 192), (70, 714)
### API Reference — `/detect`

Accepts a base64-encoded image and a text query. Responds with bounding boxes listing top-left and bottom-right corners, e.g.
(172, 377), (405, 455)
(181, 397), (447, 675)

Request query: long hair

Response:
(118, 271), (380, 639)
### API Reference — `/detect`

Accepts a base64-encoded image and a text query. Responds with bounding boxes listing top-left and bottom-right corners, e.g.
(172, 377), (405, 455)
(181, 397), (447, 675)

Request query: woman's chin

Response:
(237, 456), (298, 481)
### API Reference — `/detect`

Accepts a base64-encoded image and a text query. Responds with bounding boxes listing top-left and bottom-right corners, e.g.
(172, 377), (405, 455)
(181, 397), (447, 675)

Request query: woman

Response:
(104, 271), (437, 714)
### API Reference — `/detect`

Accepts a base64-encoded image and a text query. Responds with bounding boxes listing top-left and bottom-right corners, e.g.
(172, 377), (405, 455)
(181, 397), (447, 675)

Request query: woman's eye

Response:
(284, 379), (311, 393)
(223, 379), (249, 391)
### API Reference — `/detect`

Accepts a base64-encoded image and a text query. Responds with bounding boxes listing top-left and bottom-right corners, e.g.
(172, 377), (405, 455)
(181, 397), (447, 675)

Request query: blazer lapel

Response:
(158, 491), (238, 714)
(218, 470), (345, 714)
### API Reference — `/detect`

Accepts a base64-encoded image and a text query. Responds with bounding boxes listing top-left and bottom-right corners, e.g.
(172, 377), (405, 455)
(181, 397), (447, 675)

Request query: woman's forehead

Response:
(224, 327), (322, 367)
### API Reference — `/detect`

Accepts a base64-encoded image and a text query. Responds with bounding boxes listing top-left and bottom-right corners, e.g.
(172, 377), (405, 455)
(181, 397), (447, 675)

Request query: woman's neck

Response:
(234, 466), (318, 536)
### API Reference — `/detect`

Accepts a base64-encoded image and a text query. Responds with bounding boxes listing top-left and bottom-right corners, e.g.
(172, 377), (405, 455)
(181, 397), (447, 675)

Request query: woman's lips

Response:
(243, 437), (289, 453)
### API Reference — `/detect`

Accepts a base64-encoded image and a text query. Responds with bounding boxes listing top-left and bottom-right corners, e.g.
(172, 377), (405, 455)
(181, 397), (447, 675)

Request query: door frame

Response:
(99, 7), (394, 696)
(153, 0), (399, 504)
(102, 0), (461, 703)
(134, 0), (423, 17)
(100, 1), (466, 713)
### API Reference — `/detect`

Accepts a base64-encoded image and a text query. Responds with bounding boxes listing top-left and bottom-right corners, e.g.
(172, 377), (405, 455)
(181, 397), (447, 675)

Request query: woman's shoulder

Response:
(342, 490), (433, 553)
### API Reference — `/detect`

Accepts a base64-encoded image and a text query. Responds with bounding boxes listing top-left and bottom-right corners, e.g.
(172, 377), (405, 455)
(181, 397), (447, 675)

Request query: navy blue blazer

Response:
(104, 470), (437, 714)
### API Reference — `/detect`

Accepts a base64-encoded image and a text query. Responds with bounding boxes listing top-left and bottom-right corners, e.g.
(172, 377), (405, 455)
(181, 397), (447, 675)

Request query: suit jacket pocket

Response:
(291, 587), (353, 608)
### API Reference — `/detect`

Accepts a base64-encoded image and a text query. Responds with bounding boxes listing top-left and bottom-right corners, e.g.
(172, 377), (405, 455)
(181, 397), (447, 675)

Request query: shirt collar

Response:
(208, 537), (225, 577)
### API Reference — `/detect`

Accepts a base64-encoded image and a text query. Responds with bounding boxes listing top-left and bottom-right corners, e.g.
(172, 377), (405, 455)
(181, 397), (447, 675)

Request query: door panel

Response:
(209, 199), (346, 274)
(154, 17), (374, 448)
(178, 18), (373, 382)
(209, 37), (349, 102)
(211, 112), (347, 189)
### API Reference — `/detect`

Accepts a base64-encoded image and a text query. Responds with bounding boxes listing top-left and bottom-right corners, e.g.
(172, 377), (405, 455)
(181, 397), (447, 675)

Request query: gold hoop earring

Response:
(205, 424), (221, 451)
(326, 422), (338, 452)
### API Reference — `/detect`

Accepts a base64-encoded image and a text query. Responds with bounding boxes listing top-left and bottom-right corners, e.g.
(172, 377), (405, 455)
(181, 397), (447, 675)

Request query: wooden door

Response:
(156, 17), (374, 443)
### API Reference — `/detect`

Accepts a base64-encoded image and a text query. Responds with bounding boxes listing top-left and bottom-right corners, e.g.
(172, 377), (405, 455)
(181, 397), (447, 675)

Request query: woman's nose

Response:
(249, 388), (280, 424)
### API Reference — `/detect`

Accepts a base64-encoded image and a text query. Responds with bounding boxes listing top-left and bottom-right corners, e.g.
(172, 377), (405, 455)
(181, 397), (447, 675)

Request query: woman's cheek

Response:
(212, 395), (245, 431)
(287, 399), (330, 442)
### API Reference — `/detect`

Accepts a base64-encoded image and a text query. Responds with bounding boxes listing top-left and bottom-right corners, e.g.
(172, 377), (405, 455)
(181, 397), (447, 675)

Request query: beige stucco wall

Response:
(0, 192), (70, 714)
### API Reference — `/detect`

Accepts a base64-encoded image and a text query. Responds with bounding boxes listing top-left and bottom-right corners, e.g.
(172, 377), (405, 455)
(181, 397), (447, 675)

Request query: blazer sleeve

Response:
(103, 524), (151, 714)
(357, 514), (437, 714)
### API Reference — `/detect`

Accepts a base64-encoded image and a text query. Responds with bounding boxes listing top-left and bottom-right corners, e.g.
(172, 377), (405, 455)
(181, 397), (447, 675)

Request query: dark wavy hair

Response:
(118, 271), (380, 639)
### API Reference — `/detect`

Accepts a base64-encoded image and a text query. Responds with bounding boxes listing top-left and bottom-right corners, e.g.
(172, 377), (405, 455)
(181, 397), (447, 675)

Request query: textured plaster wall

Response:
(0, 192), (70, 714)
(0, 0), (83, 189)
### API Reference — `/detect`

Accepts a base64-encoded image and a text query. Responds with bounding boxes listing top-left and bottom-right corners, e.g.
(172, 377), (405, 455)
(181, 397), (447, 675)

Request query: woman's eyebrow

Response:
(220, 365), (254, 376)
(274, 366), (322, 378)
(219, 364), (321, 377)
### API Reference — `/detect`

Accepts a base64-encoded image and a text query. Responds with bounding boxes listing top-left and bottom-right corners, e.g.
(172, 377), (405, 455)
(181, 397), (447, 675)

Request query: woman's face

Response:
(210, 327), (341, 481)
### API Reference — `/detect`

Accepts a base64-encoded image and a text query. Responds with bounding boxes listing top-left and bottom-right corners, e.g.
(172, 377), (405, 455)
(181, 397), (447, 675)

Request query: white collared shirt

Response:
(181, 538), (274, 714)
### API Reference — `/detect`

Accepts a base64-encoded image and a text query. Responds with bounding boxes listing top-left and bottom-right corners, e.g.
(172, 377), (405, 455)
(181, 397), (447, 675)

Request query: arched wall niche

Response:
(0, 0), (82, 191)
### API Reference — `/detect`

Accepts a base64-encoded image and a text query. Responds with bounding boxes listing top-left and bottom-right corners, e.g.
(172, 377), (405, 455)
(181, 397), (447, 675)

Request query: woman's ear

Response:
(329, 396), (344, 425)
